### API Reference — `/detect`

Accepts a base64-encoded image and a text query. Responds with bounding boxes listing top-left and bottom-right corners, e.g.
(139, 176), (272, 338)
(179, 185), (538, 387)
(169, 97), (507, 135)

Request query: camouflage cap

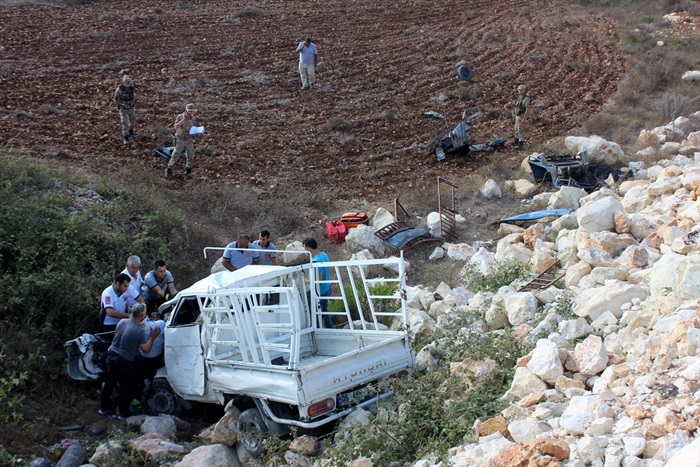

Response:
(185, 103), (196, 113)
(122, 75), (134, 87)
(518, 84), (527, 91)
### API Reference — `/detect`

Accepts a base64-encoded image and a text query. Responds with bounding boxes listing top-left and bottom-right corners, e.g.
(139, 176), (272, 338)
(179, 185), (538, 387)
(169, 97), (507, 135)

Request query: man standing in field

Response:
(511, 84), (531, 151)
(114, 75), (136, 145)
(166, 103), (197, 180)
(296, 37), (318, 91)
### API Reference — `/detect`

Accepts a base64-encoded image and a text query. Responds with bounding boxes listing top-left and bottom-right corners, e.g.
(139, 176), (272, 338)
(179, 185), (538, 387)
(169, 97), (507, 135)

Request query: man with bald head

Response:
(222, 234), (260, 272)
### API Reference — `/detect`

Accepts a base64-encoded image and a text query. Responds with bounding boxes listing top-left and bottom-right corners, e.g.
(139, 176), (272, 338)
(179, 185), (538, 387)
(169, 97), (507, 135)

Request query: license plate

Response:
(337, 387), (369, 407)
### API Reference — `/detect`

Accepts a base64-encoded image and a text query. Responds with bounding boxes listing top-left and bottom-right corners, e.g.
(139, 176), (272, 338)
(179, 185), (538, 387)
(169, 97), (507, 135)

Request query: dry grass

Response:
(231, 5), (264, 18)
(325, 117), (353, 133)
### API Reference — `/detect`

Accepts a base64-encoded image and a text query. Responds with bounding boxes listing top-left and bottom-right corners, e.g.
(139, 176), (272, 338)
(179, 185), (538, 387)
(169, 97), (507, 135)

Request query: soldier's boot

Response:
(510, 138), (519, 147)
(184, 168), (193, 180)
(128, 128), (134, 141)
(165, 167), (172, 180)
(123, 134), (130, 145)
(515, 140), (524, 150)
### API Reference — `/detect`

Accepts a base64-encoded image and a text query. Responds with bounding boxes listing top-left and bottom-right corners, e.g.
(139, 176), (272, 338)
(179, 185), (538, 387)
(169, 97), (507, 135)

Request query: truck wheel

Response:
(146, 379), (181, 416)
(238, 408), (268, 456)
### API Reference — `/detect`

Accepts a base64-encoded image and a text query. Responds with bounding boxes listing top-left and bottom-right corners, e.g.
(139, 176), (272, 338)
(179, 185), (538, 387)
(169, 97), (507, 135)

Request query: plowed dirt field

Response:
(0, 0), (625, 201)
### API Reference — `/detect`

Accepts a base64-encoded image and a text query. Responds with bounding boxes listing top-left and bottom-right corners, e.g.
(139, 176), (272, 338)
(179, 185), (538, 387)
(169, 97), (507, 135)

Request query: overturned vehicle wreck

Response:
(528, 151), (625, 190)
(429, 111), (506, 161)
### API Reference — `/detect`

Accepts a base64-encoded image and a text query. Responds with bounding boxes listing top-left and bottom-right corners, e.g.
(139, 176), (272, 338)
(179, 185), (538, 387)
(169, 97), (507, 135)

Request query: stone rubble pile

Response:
(407, 113), (700, 466)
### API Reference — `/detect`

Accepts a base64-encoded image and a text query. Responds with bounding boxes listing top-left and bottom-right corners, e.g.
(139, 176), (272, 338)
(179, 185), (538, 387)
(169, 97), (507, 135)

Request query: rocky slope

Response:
(407, 113), (700, 466)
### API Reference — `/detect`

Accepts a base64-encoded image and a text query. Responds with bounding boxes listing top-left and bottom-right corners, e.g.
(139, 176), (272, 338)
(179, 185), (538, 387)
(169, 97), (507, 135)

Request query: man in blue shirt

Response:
(222, 234), (260, 271)
(303, 237), (332, 328)
(252, 230), (277, 266)
(143, 260), (178, 315)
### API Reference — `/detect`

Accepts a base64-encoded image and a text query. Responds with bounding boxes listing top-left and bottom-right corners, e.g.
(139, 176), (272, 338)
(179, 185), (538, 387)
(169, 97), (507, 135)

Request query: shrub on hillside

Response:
(463, 259), (532, 293)
(0, 152), (194, 375)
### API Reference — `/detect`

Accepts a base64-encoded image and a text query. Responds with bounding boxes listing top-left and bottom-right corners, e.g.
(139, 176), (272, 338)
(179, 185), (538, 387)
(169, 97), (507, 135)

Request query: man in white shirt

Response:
(121, 255), (144, 297)
(101, 273), (144, 336)
(295, 37), (318, 91)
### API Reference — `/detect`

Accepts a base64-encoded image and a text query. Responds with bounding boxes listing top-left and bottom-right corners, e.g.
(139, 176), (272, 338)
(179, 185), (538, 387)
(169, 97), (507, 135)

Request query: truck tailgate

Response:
(206, 329), (413, 407)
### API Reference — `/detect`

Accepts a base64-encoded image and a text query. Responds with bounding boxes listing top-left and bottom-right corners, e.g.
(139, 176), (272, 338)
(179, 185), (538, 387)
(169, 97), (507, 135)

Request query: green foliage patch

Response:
(0, 151), (198, 434)
(463, 259), (532, 293)
(328, 281), (400, 326)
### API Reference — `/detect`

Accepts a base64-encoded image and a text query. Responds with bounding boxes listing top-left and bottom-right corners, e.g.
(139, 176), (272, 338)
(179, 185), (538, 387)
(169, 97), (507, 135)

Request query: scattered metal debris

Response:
(528, 152), (624, 190)
(429, 111), (508, 161)
(457, 64), (473, 81)
(423, 111), (446, 120)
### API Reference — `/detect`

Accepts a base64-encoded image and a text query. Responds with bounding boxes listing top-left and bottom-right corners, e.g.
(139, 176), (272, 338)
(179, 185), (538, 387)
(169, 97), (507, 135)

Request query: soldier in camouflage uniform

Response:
(511, 84), (531, 151)
(165, 103), (197, 180)
(114, 75), (136, 145)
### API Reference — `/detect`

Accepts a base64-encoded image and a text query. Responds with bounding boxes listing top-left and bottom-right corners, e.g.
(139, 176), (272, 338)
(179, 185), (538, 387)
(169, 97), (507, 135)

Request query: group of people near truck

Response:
(98, 255), (177, 420)
(97, 231), (277, 419)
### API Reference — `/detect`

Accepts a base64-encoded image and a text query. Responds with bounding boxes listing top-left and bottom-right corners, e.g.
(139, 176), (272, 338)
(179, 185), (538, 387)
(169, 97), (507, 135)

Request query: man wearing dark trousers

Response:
(99, 303), (160, 420)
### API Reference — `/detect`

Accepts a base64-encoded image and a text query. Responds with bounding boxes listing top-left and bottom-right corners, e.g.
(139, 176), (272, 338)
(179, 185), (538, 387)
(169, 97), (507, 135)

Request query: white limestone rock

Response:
(469, 247), (498, 276)
(503, 367), (548, 401)
(548, 186), (587, 211)
(573, 282), (649, 321)
(345, 224), (386, 257)
(576, 196), (625, 233)
(428, 247), (444, 261)
(446, 243), (477, 260)
(527, 339), (564, 385)
(504, 292), (538, 326)
(649, 253), (700, 300)
(174, 444), (240, 467)
(372, 207), (395, 231)
(495, 239), (532, 264)
(565, 135), (625, 165)
(507, 420), (553, 443)
(480, 179), (503, 200)
(558, 318), (592, 340)
(577, 248), (614, 268)
(575, 335), (609, 376)
(560, 395), (599, 434)
(565, 261), (592, 288)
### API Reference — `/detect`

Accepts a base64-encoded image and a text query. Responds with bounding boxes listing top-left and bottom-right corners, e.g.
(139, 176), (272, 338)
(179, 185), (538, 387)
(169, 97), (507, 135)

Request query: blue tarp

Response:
(497, 208), (572, 224)
(385, 228), (431, 249)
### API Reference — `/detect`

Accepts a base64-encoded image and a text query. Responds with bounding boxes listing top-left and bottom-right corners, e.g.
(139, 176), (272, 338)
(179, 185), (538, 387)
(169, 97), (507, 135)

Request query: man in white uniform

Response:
(121, 255), (144, 297)
(101, 273), (143, 336)
(295, 37), (318, 91)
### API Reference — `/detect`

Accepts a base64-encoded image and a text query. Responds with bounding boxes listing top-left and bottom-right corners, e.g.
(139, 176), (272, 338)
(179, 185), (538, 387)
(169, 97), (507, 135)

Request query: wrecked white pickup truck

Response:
(67, 256), (415, 454)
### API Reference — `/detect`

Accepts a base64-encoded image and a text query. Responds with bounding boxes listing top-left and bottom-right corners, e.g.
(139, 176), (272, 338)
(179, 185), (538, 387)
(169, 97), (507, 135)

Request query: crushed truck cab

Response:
(155, 256), (414, 453)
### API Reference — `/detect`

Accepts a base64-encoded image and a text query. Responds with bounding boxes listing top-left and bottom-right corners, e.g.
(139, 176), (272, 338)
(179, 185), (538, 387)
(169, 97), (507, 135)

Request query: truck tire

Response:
(238, 408), (268, 456)
(145, 379), (182, 416)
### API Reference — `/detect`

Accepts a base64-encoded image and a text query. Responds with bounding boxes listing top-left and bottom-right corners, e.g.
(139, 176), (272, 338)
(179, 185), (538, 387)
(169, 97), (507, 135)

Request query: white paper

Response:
(190, 126), (205, 135)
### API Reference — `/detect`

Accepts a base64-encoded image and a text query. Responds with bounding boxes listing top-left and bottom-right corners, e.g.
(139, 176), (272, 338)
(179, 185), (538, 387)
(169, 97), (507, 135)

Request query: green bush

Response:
(0, 152), (199, 411)
(463, 260), (532, 293)
(328, 281), (399, 326)
(0, 352), (28, 426)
